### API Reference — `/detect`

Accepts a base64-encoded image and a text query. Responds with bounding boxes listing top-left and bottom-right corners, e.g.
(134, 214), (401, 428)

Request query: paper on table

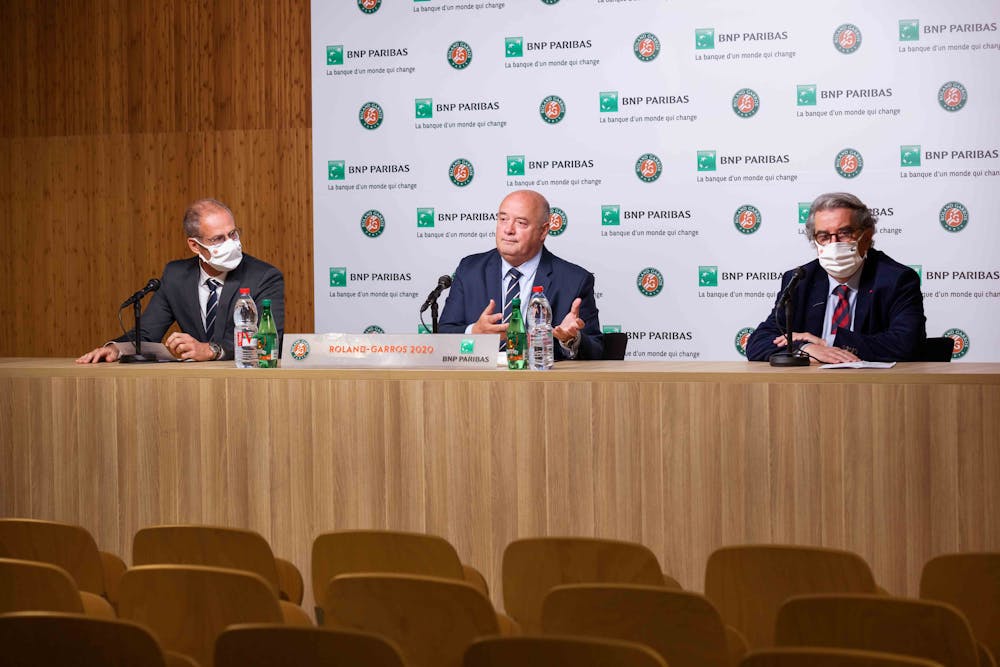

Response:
(111, 341), (181, 362)
(819, 361), (896, 369)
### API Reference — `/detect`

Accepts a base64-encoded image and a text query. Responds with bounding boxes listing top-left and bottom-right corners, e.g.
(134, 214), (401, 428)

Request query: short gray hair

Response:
(182, 199), (234, 238)
(804, 192), (876, 244)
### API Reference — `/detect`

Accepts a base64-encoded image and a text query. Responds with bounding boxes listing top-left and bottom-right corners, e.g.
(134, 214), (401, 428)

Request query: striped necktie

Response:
(501, 268), (522, 351)
(205, 278), (220, 339)
(831, 284), (851, 335)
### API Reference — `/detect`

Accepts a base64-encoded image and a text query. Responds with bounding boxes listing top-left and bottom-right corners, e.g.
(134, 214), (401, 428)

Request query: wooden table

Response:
(2, 358), (998, 613)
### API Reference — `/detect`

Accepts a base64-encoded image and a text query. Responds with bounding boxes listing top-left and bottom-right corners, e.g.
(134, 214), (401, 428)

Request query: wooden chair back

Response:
(775, 594), (980, 667)
(542, 584), (737, 667)
(325, 573), (499, 667)
(0, 518), (106, 595)
(921, 553), (1000, 663)
(118, 564), (284, 667)
(463, 635), (668, 667)
(502, 537), (666, 633)
(704, 544), (877, 648)
(0, 611), (169, 667)
(741, 647), (944, 667)
(0, 557), (85, 614)
(134, 525), (282, 596)
(215, 623), (406, 667)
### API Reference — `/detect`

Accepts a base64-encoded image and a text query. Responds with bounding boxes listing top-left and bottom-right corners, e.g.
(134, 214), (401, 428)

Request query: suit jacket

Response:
(746, 249), (926, 362)
(118, 254), (285, 360)
(439, 246), (603, 360)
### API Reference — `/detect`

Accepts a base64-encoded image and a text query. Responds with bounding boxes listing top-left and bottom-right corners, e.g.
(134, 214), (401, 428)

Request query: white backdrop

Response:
(312, 0), (1000, 361)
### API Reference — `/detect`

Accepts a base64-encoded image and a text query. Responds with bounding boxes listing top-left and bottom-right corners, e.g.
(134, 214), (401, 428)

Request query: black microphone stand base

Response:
(118, 353), (159, 364)
(769, 351), (810, 367)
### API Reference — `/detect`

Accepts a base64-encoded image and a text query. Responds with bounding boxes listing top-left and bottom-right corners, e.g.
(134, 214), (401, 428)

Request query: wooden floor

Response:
(2, 358), (998, 614)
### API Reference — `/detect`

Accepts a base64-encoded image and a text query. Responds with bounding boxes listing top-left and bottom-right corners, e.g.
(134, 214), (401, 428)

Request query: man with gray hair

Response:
(746, 192), (925, 363)
(77, 199), (284, 363)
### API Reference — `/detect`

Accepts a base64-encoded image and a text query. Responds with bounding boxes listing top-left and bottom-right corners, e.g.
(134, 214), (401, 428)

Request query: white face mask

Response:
(816, 240), (864, 280)
(194, 237), (243, 272)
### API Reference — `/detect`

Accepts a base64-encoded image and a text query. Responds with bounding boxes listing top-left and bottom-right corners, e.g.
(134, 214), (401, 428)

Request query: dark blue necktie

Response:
(205, 278), (220, 339)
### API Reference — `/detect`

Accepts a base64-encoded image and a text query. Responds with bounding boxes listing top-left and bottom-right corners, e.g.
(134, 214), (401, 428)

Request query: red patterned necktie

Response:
(831, 284), (851, 334)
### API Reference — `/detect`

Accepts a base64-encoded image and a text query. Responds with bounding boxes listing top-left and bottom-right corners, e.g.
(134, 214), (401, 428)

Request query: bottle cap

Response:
(262, 299), (271, 306)
(239, 287), (250, 294)
(532, 285), (543, 292)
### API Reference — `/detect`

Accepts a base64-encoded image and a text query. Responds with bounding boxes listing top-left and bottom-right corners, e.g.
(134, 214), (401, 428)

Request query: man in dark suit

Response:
(746, 192), (925, 363)
(439, 189), (602, 360)
(77, 199), (284, 363)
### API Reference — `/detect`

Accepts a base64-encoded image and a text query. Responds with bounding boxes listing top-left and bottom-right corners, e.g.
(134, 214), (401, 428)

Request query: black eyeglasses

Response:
(814, 228), (860, 245)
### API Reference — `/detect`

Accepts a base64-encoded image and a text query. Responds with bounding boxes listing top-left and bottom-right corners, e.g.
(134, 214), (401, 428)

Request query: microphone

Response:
(120, 278), (161, 309)
(419, 275), (452, 313)
(776, 266), (805, 307)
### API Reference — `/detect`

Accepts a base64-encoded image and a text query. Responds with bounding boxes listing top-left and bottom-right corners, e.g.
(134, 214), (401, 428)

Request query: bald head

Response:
(495, 190), (551, 266)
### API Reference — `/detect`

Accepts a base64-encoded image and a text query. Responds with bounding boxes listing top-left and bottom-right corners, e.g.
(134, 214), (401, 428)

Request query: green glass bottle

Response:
(506, 297), (526, 370)
(255, 299), (278, 368)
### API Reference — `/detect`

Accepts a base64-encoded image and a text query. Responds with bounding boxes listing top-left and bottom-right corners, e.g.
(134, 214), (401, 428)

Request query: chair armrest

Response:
(662, 572), (683, 589)
(275, 557), (304, 604)
(99, 550), (127, 607)
(462, 563), (490, 598)
(280, 600), (314, 626)
(496, 612), (521, 636)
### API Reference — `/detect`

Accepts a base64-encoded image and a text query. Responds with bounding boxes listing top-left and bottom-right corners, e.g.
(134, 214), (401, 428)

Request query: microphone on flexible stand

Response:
(419, 275), (452, 333)
(118, 278), (161, 363)
(770, 266), (810, 367)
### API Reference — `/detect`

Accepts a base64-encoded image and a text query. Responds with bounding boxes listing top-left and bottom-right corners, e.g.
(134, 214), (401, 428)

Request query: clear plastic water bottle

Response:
(527, 285), (554, 370)
(233, 287), (258, 368)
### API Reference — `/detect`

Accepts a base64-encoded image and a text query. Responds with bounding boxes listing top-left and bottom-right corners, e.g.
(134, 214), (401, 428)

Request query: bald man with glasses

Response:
(746, 192), (926, 363)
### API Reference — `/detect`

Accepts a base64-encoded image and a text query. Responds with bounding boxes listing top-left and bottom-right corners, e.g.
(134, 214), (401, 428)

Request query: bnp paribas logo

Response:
(734, 204), (762, 234)
(417, 208), (435, 228)
(415, 98), (433, 119)
(540, 95), (566, 124)
(328, 160), (345, 180)
(732, 88), (760, 118)
(637, 268), (664, 297)
(635, 153), (663, 183)
(449, 158), (474, 187)
(602, 325), (622, 334)
(363, 325), (385, 334)
(797, 84), (817, 106)
(460, 339), (475, 354)
(448, 41), (473, 70)
(359, 101), (384, 130)
(417, 324), (431, 334)
(327, 45), (343, 66)
(600, 91), (619, 113)
(505, 37), (523, 58)
(833, 23), (862, 54)
(361, 210), (386, 238)
(601, 204), (621, 226)
(634, 32), (660, 62)
(835, 148), (864, 179)
(699, 266), (718, 287)
(734, 327), (754, 357)
(697, 150), (716, 172)
(900, 145), (921, 167)
(357, 0), (381, 13)
(695, 28), (715, 50)
(548, 207), (568, 236)
(908, 265), (922, 282)
(938, 81), (968, 112)
(330, 267), (347, 287)
(944, 328), (970, 359)
(939, 202), (969, 232)
(899, 19), (920, 41)
(798, 202), (812, 224)
(507, 155), (525, 176)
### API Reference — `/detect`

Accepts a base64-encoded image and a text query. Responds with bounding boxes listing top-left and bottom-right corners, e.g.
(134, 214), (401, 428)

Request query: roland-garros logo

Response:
(540, 95), (566, 124)
(634, 33), (661, 62)
(635, 153), (663, 183)
(448, 41), (473, 70)
(732, 88), (760, 118)
(449, 158), (474, 187)
(289, 339), (310, 361)
(357, 0), (381, 14)
(835, 148), (863, 178)
(548, 207), (568, 236)
(361, 210), (386, 238)
(939, 202), (969, 232)
(833, 23), (862, 54)
(363, 325), (385, 334)
(943, 328), (970, 359)
(733, 204), (762, 234)
(637, 267), (664, 297)
(734, 327), (755, 357)
(938, 81), (968, 112)
(358, 102), (384, 130)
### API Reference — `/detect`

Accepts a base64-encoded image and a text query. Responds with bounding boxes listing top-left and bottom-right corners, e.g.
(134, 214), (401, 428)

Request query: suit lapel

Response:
(486, 251), (503, 312)
(535, 247), (554, 295)
(804, 270), (829, 336)
(853, 251), (879, 333)
(184, 258), (208, 340)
